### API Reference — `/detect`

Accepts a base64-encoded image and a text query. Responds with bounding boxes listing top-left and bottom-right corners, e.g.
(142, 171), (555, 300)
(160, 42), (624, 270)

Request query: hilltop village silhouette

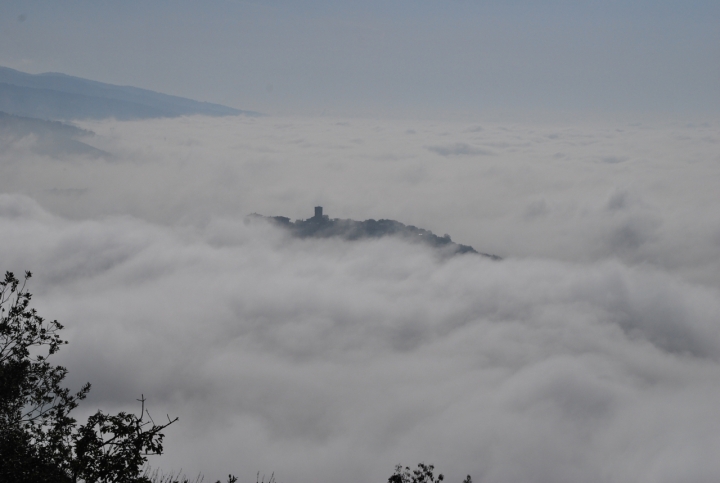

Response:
(250, 206), (501, 259)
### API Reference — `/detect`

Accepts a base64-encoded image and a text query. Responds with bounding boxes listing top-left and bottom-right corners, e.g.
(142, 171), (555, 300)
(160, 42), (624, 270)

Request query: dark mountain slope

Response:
(0, 66), (257, 120)
(0, 82), (170, 121)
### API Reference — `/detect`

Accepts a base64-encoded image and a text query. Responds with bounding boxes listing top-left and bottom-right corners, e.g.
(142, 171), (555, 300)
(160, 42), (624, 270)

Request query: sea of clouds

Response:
(2, 115), (720, 483)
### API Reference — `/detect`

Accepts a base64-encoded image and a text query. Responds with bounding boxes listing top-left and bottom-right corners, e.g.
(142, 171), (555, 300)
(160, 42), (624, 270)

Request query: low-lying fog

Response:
(2, 115), (720, 483)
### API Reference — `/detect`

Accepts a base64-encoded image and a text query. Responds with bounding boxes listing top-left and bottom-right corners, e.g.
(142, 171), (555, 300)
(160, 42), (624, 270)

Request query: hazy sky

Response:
(1, 0), (719, 118)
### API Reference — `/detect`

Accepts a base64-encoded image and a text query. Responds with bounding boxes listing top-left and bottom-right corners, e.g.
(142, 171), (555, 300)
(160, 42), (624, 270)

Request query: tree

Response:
(0, 271), (176, 483)
(388, 463), (471, 483)
(2, 270), (457, 483)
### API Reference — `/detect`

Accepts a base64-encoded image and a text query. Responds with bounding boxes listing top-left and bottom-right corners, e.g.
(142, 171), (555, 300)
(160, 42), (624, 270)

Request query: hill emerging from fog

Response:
(0, 66), (258, 121)
(0, 110), (108, 158)
(251, 207), (500, 259)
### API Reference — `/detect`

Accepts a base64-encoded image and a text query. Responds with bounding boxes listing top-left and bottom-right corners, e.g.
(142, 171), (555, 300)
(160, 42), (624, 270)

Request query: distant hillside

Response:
(0, 110), (108, 158)
(250, 207), (501, 259)
(0, 66), (258, 121)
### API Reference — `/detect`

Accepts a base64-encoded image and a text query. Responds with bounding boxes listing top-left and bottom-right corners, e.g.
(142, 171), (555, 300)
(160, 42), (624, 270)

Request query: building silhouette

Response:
(313, 206), (329, 221)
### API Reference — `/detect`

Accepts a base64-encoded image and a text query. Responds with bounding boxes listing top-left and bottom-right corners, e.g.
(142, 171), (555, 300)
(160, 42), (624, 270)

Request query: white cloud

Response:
(5, 115), (719, 286)
(2, 115), (720, 482)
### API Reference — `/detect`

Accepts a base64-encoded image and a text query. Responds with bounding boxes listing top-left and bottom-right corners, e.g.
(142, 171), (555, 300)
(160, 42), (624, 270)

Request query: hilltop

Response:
(251, 207), (501, 259)
(0, 110), (108, 157)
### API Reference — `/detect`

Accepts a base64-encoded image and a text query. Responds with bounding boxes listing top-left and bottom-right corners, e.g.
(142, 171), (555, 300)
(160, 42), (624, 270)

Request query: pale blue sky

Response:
(1, 0), (718, 118)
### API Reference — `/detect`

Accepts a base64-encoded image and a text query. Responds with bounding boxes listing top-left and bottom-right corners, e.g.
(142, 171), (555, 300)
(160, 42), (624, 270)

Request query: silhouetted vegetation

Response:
(0, 271), (178, 482)
(1, 270), (470, 483)
(389, 463), (471, 483)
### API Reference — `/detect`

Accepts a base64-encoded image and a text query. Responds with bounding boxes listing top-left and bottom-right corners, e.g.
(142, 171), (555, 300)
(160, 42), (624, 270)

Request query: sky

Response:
(1, 0), (719, 118)
(3, 2), (720, 482)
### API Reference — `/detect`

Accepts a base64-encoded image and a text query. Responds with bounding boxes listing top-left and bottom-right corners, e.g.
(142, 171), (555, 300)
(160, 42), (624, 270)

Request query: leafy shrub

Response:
(0, 271), (176, 482)
(389, 463), (471, 483)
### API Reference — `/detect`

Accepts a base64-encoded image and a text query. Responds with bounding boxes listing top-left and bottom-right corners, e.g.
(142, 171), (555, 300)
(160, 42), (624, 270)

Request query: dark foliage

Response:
(0, 271), (176, 483)
(389, 463), (471, 483)
(2, 270), (462, 483)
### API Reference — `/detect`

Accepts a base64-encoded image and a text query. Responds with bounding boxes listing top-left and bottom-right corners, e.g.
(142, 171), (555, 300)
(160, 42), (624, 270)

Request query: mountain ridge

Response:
(0, 66), (258, 120)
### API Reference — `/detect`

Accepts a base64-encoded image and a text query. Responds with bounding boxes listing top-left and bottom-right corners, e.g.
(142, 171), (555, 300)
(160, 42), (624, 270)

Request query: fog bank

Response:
(2, 115), (720, 482)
